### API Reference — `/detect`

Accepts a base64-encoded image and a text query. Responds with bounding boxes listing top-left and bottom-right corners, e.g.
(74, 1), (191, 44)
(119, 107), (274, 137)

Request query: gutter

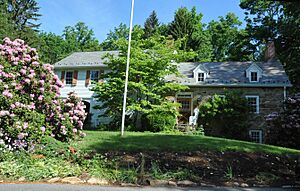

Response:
(179, 83), (292, 88)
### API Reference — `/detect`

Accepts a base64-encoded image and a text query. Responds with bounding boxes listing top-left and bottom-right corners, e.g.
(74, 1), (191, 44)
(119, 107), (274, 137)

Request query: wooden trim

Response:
(60, 71), (65, 84)
(85, 70), (90, 87)
(72, 70), (78, 87)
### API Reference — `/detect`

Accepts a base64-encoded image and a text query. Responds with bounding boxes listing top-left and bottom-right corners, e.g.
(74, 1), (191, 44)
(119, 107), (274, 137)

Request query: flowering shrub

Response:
(265, 93), (300, 149)
(0, 38), (86, 151)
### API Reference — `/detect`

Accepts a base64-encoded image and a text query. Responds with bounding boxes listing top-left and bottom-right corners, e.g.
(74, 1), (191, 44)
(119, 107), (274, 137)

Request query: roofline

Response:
(179, 83), (292, 88)
(54, 65), (108, 69)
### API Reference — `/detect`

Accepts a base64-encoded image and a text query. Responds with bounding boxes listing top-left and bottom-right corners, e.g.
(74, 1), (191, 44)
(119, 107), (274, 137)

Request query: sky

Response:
(37, 0), (246, 42)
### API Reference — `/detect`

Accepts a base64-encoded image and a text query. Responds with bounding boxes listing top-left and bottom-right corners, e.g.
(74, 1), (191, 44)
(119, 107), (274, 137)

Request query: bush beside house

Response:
(265, 93), (300, 149)
(197, 91), (250, 140)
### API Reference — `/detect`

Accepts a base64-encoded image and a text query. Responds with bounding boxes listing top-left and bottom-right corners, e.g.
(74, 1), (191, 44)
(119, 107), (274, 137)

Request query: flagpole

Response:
(121, 0), (135, 136)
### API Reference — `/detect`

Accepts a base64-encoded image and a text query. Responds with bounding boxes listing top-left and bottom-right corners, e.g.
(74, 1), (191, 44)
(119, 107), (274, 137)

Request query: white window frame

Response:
(246, 63), (262, 83)
(198, 72), (205, 82)
(176, 92), (193, 99)
(90, 70), (99, 82)
(249, 130), (263, 143)
(246, 95), (260, 114)
(250, 71), (258, 82)
(65, 71), (74, 86)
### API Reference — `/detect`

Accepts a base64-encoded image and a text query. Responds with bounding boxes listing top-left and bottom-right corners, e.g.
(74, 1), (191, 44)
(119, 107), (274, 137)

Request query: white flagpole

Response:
(121, 0), (135, 136)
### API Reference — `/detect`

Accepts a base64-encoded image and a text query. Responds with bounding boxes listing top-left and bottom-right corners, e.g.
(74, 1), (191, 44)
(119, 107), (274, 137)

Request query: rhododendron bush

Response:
(0, 38), (86, 150)
(265, 93), (300, 149)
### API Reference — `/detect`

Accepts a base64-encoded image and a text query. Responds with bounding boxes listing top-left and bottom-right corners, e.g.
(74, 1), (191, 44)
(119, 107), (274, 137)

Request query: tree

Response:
(101, 23), (129, 50)
(0, 3), (16, 40)
(37, 32), (69, 64)
(144, 10), (159, 38)
(265, 93), (300, 149)
(240, 0), (300, 90)
(63, 22), (101, 52)
(92, 30), (191, 130)
(197, 91), (250, 140)
(207, 13), (254, 61)
(0, 0), (41, 45)
(169, 7), (212, 61)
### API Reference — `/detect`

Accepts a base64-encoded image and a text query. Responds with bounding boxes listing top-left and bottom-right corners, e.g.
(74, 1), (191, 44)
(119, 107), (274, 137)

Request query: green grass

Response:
(72, 131), (300, 156)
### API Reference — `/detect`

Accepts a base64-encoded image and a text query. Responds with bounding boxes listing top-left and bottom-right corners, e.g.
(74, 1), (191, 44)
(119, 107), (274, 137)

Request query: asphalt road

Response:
(0, 184), (295, 191)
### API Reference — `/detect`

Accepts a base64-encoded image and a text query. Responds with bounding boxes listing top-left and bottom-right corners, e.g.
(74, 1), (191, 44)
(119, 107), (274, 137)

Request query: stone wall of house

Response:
(187, 86), (285, 131)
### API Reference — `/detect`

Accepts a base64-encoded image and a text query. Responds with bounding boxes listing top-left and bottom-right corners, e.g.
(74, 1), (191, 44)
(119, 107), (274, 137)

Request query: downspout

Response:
(283, 86), (287, 101)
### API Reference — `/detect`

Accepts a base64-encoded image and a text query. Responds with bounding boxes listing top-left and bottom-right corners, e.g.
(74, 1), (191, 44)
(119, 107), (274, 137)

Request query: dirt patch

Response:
(102, 150), (299, 187)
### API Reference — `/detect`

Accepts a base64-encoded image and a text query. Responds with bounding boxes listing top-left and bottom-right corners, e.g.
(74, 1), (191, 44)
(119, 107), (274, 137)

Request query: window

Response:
(65, 71), (73, 85)
(177, 93), (193, 99)
(178, 100), (191, 111)
(198, 73), (205, 82)
(249, 130), (263, 143)
(246, 96), (259, 114)
(250, 72), (258, 82)
(90, 71), (99, 82)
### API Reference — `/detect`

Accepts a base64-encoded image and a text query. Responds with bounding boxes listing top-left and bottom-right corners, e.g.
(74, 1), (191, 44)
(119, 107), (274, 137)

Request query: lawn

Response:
(72, 131), (300, 156)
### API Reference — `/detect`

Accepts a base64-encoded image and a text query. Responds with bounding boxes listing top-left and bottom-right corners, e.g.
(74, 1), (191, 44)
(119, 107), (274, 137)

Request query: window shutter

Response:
(60, 71), (65, 84)
(72, 70), (78, 86)
(85, 70), (90, 87)
(98, 70), (104, 82)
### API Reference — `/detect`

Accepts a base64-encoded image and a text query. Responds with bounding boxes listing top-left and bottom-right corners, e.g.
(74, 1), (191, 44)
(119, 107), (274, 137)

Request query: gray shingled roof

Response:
(54, 51), (119, 68)
(166, 60), (291, 87)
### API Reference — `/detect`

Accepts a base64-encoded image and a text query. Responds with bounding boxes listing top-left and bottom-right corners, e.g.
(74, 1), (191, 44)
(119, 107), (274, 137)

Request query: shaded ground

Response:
(0, 184), (293, 191)
(72, 131), (300, 187)
(94, 150), (299, 187)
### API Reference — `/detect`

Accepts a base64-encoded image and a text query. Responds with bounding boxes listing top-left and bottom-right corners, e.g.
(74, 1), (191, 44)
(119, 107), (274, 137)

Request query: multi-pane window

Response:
(250, 72), (258, 82)
(178, 100), (191, 110)
(246, 96), (259, 113)
(65, 71), (73, 85)
(90, 71), (99, 82)
(198, 73), (205, 82)
(249, 130), (263, 143)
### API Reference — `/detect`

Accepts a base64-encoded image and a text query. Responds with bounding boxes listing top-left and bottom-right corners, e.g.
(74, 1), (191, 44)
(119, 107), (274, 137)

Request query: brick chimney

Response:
(265, 41), (276, 61)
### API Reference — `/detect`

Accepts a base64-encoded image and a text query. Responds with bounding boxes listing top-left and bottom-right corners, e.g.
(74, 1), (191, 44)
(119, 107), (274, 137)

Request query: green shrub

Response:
(33, 136), (72, 159)
(0, 153), (81, 181)
(265, 93), (300, 149)
(197, 91), (250, 140)
(142, 102), (178, 132)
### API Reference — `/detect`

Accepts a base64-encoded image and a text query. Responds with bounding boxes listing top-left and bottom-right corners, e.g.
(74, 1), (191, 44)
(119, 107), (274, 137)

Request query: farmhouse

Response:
(54, 51), (118, 127)
(54, 44), (291, 143)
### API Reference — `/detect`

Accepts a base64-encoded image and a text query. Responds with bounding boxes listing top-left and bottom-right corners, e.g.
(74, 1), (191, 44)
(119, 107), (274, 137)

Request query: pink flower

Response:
(38, 95), (43, 101)
(20, 69), (26, 75)
(40, 126), (46, 133)
(18, 133), (25, 140)
(0, 110), (10, 117)
(24, 78), (30, 83)
(10, 104), (15, 109)
(2, 90), (13, 98)
(23, 122), (28, 129)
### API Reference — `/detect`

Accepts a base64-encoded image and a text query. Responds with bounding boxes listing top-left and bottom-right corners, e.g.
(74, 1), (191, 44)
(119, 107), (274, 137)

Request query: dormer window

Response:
(193, 64), (209, 83)
(246, 63), (263, 83)
(250, 72), (258, 82)
(198, 73), (205, 82)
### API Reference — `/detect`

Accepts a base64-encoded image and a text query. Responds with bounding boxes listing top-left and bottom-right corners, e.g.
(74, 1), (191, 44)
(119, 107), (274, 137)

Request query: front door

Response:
(177, 94), (192, 124)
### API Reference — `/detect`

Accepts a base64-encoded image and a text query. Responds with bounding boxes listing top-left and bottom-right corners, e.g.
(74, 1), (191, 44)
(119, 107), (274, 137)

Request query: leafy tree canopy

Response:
(207, 12), (254, 61)
(240, 0), (300, 90)
(144, 10), (160, 38)
(169, 6), (212, 61)
(92, 28), (195, 129)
